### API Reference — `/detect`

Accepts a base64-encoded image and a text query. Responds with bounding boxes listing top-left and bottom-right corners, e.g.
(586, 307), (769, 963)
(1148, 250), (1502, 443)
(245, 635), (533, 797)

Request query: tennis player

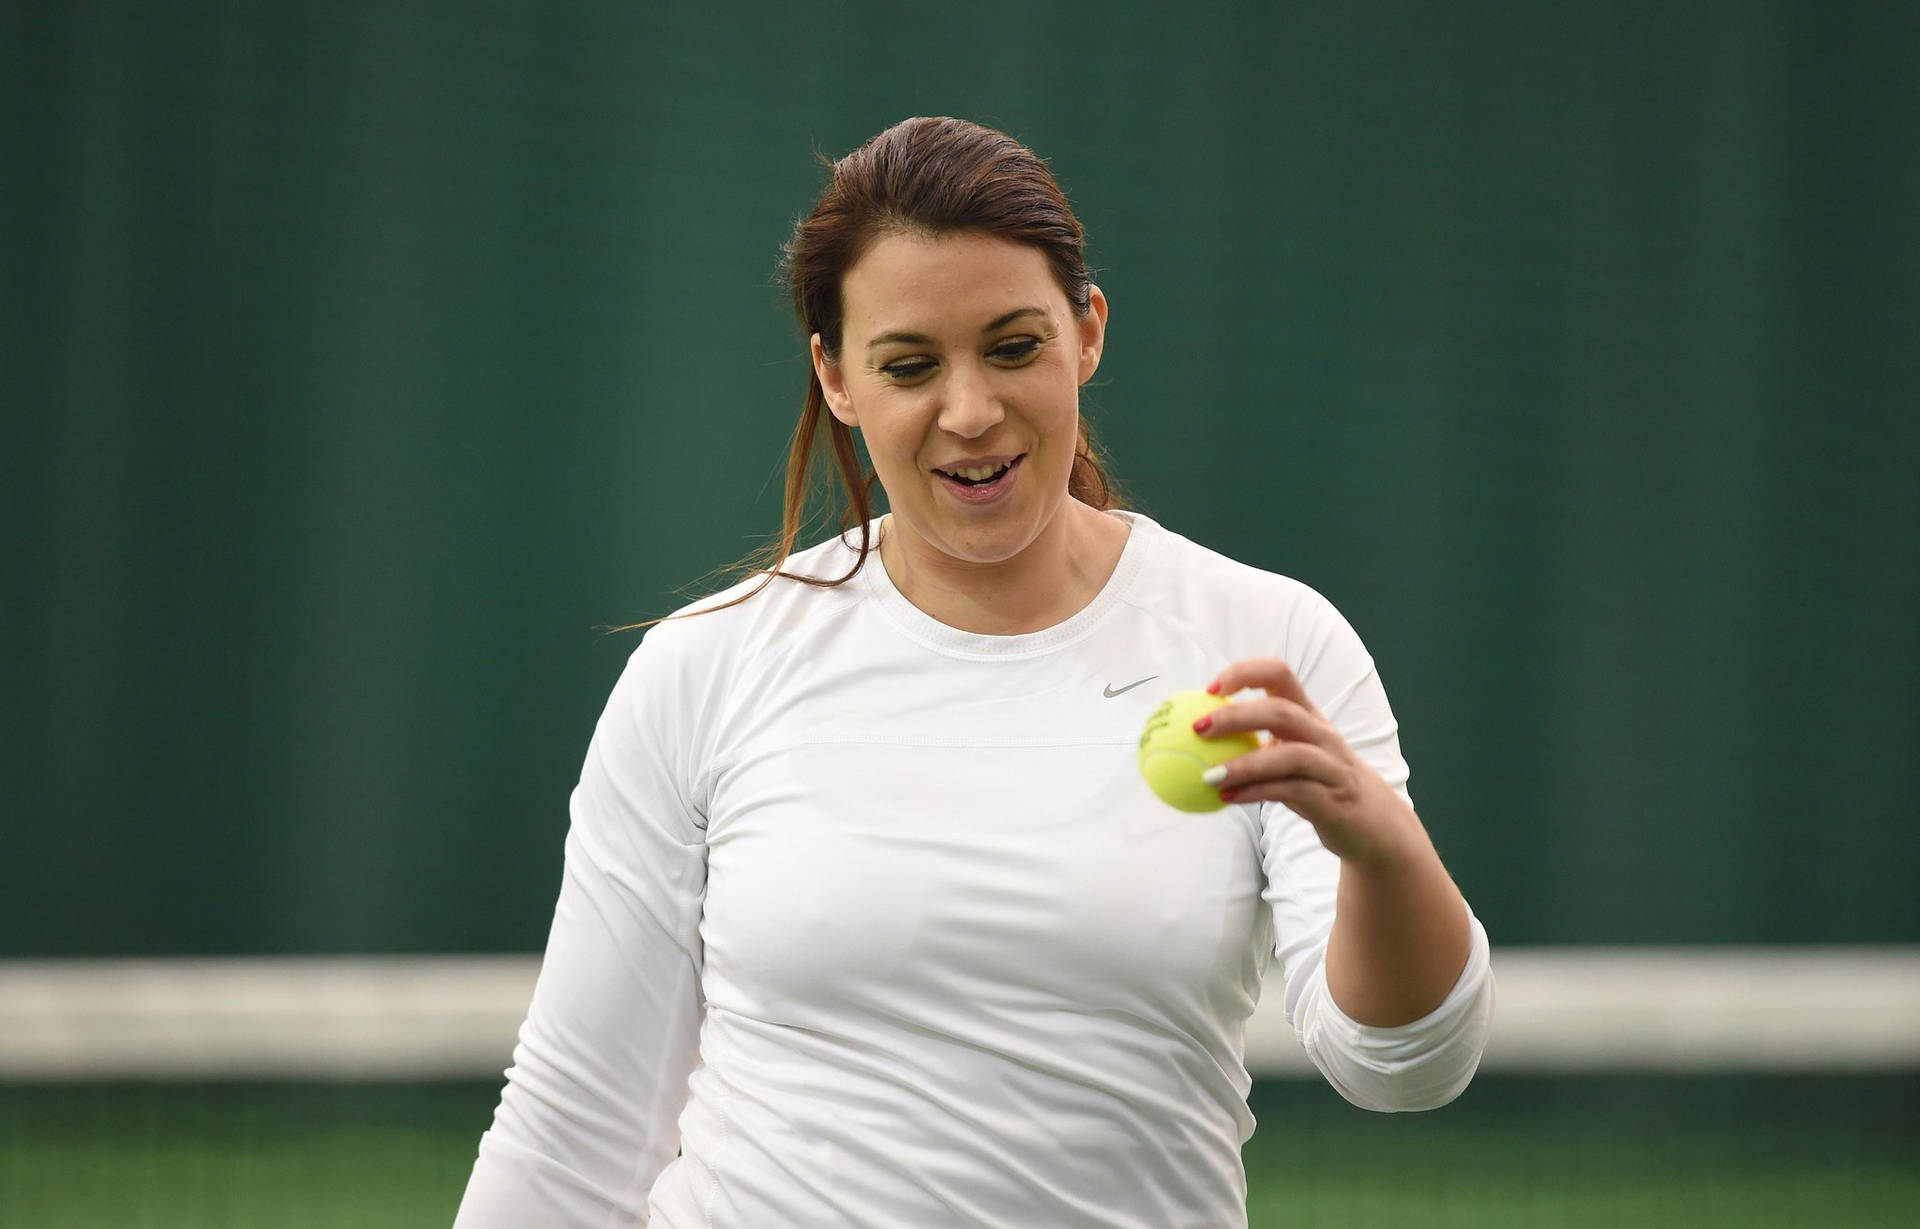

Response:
(453, 116), (1494, 1228)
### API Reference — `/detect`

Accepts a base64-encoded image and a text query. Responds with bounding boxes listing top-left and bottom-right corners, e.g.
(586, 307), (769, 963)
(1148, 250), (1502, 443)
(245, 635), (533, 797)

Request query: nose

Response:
(935, 360), (1005, 439)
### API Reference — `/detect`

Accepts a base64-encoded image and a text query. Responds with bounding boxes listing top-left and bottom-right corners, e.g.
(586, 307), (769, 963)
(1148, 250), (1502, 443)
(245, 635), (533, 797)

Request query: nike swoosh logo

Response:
(1103, 676), (1157, 698)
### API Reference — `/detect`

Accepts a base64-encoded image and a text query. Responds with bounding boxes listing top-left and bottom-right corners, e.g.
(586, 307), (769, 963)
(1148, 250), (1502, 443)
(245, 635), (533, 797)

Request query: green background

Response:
(5, 1), (1917, 957)
(5, 1077), (1916, 1228)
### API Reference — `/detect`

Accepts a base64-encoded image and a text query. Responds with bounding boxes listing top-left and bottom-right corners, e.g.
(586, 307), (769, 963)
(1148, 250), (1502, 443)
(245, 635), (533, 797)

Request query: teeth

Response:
(947, 462), (1010, 482)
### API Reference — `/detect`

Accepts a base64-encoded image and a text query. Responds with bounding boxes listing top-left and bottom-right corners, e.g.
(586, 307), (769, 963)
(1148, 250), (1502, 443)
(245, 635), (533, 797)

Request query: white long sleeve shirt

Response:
(454, 510), (1494, 1228)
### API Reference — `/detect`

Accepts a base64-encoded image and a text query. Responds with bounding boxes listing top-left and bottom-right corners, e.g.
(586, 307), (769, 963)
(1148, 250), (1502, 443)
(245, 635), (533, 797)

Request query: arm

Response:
(454, 633), (709, 1227)
(1207, 610), (1493, 1110)
(1232, 703), (1472, 1027)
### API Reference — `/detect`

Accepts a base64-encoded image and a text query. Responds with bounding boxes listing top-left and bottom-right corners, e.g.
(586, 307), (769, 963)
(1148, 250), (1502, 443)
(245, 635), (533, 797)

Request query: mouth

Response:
(932, 454), (1026, 503)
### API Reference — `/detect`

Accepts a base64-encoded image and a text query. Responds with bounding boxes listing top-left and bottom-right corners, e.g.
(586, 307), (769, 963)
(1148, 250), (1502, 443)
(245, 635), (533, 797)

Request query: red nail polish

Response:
(1205, 680), (1221, 694)
(1192, 715), (1212, 733)
(1218, 788), (1238, 802)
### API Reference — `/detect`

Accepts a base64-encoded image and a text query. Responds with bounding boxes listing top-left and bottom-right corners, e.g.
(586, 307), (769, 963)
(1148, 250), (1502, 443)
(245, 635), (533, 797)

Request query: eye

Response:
(878, 358), (936, 383)
(988, 336), (1043, 365)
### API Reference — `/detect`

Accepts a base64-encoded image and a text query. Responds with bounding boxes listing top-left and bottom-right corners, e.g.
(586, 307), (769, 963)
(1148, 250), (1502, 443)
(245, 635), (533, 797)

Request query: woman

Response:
(454, 116), (1493, 1228)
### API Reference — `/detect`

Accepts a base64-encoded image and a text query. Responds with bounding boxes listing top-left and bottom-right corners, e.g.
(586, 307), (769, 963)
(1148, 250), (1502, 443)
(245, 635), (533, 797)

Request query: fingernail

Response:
(1201, 766), (1227, 786)
(1205, 680), (1221, 694)
(1192, 715), (1212, 733)
(1218, 788), (1238, 802)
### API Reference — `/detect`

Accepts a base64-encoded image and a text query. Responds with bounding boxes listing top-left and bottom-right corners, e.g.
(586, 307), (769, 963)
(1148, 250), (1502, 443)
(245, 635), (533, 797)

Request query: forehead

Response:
(841, 231), (1063, 335)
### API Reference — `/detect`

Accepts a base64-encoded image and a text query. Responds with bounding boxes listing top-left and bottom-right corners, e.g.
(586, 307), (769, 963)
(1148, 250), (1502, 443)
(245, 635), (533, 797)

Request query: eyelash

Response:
(879, 337), (1044, 382)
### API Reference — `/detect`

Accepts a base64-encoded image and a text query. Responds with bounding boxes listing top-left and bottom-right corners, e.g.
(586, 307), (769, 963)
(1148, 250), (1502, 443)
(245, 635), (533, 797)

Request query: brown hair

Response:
(624, 116), (1122, 630)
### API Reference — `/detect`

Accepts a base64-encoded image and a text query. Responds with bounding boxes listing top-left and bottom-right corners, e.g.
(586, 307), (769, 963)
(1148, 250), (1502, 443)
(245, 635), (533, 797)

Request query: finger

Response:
(1201, 741), (1345, 794)
(1214, 777), (1336, 811)
(1207, 657), (1319, 715)
(1195, 696), (1331, 748)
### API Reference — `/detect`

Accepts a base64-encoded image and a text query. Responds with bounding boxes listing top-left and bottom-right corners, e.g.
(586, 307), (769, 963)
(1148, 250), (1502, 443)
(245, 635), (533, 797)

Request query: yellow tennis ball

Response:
(1137, 690), (1259, 812)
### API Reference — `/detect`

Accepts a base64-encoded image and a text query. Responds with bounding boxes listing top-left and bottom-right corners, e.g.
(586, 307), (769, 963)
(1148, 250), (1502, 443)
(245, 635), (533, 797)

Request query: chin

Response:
(888, 474), (1069, 567)
(934, 513), (1051, 567)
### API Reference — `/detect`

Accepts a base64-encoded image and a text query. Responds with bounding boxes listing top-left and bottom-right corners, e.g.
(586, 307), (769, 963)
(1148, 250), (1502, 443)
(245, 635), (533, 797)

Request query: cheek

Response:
(858, 401), (930, 463)
(1031, 377), (1083, 436)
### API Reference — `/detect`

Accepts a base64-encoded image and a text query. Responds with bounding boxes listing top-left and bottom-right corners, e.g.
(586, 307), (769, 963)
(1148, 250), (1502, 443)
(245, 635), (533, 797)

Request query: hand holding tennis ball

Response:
(1137, 690), (1261, 812)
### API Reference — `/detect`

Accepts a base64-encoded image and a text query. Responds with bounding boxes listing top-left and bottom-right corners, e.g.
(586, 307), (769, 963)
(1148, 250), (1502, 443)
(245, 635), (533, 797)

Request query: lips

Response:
(932, 454), (1023, 483)
(933, 453), (1025, 504)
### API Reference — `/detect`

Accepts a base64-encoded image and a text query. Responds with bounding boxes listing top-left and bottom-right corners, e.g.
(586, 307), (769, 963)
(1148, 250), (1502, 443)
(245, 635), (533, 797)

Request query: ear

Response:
(811, 333), (859, 427)
(1076, 285), (1109, 385)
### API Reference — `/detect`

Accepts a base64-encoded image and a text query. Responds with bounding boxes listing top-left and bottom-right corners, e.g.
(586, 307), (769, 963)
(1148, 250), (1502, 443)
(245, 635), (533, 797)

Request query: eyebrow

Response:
(864, 307), (1049, 350)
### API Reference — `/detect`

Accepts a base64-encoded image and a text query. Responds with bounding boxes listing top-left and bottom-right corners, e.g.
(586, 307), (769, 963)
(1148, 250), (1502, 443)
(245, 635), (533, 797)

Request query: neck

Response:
(877, 501), (1131, 636)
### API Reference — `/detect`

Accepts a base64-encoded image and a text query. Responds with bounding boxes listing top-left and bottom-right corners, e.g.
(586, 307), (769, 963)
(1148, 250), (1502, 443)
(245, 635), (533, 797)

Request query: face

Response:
(812, 230), (1107, 573)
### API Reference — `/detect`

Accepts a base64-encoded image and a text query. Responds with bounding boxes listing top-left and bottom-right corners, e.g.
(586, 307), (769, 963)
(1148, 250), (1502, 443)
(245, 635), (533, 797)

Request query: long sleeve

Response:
(1257, 594), (1495, 1112)
(454, 632), (711, 1228)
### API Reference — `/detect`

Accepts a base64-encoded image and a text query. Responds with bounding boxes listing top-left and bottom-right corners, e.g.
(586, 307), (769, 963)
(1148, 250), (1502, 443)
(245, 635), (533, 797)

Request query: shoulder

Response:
(626, 524), (876, 681)
(1123, 515), (1394, 745)
(1119, 512), (1356, 662)
(593, 527), (878, 775)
